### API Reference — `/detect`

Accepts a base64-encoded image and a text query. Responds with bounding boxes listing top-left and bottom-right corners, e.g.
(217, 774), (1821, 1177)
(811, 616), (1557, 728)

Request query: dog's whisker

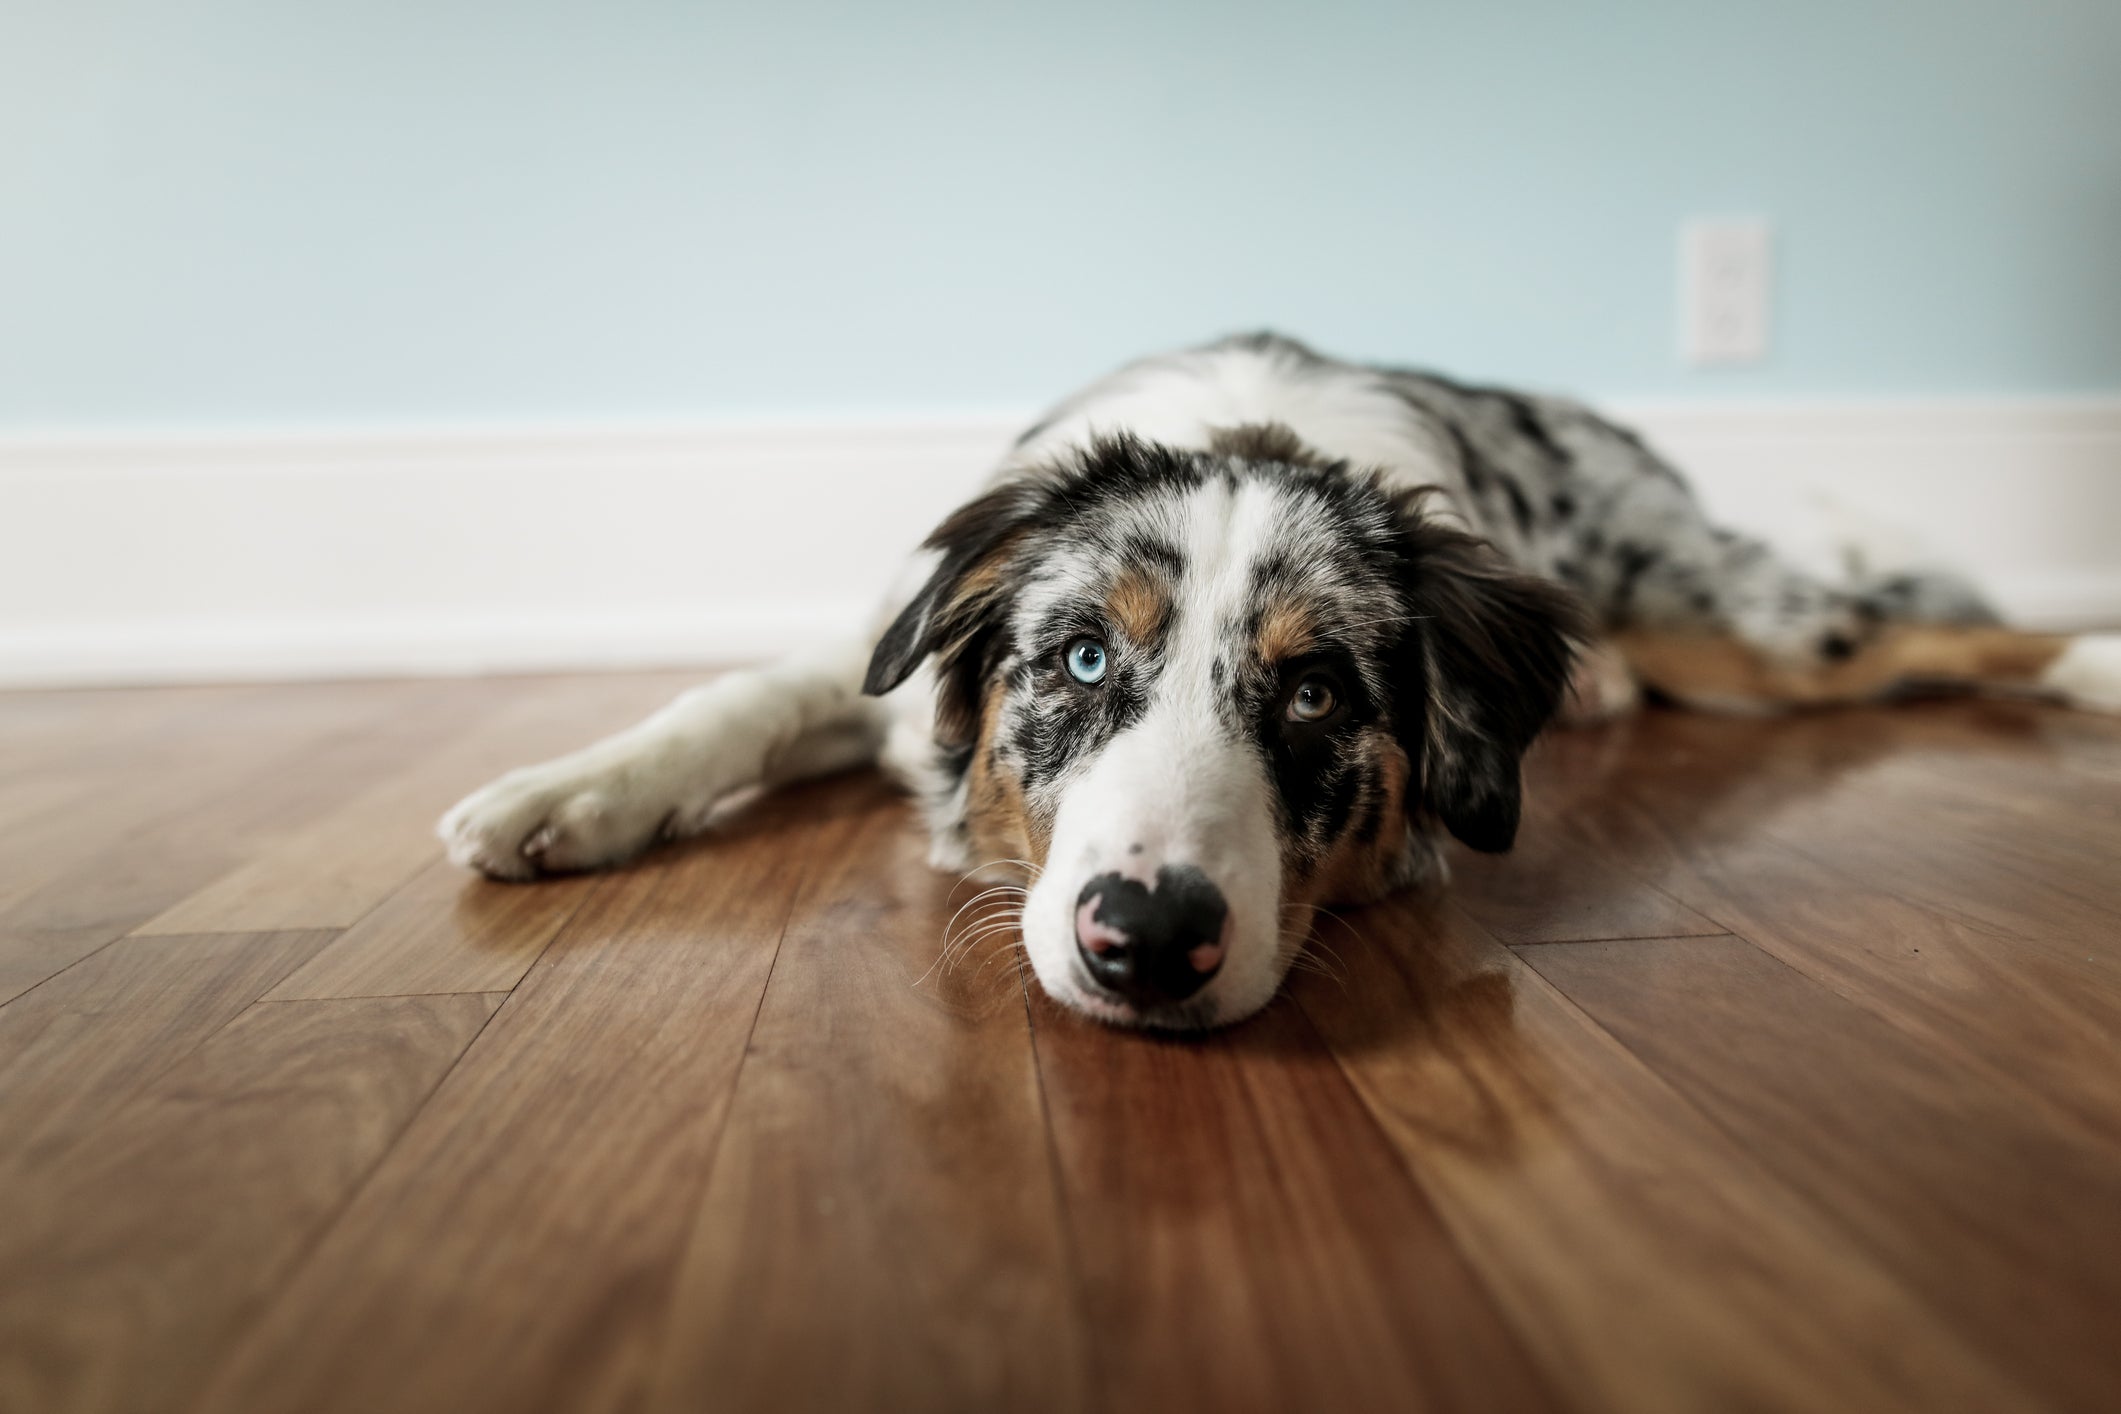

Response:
(937, 887), (1027, 949)
(944, 930), (1027, 986)
(940, 913), (1027, 975)
(920, 892), (1026, 985)
(950, 915), (1026, 953)
(940, 886), (1026, 944)
(948, 915), (1025, 954)
(967, 936), (1029, 981)
(918, 908), (1026, 989)
(947, 901), (1026, 939)
(1271, 899), (1354, 992)
(1307, 904), (1372, 956)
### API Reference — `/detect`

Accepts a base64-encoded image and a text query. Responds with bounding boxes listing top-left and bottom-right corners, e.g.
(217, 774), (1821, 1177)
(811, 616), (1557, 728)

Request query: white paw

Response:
(438, 761), (676, 880)
(2042, 634), (2121, 715)
(1557, 638), (1642, 726)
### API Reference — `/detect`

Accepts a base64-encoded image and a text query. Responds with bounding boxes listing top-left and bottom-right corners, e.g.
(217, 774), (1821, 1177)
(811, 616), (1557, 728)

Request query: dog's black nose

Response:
(1074, 865), (1229, 1008)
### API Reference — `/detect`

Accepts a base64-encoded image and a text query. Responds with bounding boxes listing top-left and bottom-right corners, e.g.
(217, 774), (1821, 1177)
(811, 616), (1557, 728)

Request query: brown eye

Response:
(1286, 676), (1338, 723)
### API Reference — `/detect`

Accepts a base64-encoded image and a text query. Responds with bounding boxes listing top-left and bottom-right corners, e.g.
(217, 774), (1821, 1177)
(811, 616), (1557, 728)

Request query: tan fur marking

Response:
(930, 530), (1029, 748)
(962, 685), (1050, 869)
(950, 529), (1025, 606)
(1105, 568), (1170, 647)
(1614, 625), (2071, 708)
(1255, 598), (1318, 664)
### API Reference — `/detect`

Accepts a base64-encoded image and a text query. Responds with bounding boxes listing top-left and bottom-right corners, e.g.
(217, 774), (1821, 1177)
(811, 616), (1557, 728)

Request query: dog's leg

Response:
(1571, 497), (2121, 713)
(1614, 624), (2121, 714)
(440, 639), (888, 879)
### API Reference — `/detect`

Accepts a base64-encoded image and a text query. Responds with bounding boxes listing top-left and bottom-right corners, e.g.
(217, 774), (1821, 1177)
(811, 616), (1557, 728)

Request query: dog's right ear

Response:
(863, 483), (1042, 742)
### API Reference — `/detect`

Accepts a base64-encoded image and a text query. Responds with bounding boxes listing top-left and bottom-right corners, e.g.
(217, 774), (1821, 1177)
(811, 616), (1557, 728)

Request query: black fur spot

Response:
(1611, 544), (1661, 617)
(1501, 478), (1536, 537)
(1500, 394), (1568, 463)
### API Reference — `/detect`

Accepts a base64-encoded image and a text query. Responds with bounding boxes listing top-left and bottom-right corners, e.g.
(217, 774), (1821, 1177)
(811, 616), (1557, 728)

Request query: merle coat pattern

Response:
(441, 332), (2121, 1030)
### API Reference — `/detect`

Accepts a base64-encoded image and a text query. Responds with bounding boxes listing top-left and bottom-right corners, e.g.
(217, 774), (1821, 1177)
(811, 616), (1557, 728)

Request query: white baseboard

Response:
(3, 400), (2117, 688)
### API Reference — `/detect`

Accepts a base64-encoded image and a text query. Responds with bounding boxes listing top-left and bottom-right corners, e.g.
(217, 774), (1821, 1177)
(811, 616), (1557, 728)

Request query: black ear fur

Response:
(862, 483), (1041, 745)
(1392, 505), (1586, 853)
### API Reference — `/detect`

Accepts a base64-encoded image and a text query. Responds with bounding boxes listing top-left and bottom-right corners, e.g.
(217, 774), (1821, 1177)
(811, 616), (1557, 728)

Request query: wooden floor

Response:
(3, 675), (2119, 1414)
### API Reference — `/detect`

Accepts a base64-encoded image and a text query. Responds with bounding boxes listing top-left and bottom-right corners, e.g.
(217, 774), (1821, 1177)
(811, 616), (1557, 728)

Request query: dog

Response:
(440, 332), (2121, 1030)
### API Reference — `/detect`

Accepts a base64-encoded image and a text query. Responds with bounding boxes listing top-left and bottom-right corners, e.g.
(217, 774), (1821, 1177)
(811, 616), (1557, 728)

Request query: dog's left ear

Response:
(1391, 509), (1586, 853)
(863, 483), (1042, 746)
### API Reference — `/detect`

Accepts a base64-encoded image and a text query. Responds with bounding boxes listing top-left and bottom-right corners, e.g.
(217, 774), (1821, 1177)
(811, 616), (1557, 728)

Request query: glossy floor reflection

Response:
(2, 676), (2117, 1414)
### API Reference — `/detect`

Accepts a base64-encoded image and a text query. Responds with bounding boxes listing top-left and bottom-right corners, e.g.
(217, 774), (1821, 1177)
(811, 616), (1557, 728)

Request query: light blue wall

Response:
(4, 0), (2118, 429)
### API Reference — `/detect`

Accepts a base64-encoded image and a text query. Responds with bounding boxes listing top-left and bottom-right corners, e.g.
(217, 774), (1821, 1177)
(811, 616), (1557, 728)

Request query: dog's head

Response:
(866, 429), (1582, 1029)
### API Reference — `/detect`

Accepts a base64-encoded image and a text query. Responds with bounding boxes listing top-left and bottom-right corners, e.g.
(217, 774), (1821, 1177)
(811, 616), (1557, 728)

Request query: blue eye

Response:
(1064, 637), (1109, 685)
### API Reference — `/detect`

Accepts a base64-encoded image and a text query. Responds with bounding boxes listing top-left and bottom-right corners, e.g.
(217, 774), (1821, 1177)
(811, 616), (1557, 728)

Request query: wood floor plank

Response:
(1517, 934), (2121, 1414)
(1599, 782), (2121, 1149)
(1760, 762), (2121, 940)
(0, 684), (255, 782)
(1032, 995), (1562, 1414)
(0, 679), (502, 1004)
(1447, 730), (1726, 946)
(3, 683), (2116, 1413)
(648, 784), (1089, 1414)
(1447, 805), (1723, 947)
(188, 784), (845, 1414)
(1294, 892), (2039, 1414)
(134, 673), (699, 937)
(1500, 705), (2121, 1149)
(1613, 702), (2121, 938)
(0, 931), (336, 1171)
(0, 683), (401, 902)
(263, 858), (606, 1000)
(0, 992), (500, 1414)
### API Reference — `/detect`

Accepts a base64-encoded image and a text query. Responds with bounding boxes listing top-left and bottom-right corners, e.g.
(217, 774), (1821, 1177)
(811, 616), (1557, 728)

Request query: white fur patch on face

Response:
(1020, 477), (1306, 1028)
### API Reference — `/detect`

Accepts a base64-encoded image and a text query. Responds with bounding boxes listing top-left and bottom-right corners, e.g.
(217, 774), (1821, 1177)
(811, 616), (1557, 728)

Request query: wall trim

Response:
(3, 399), (2118, 688)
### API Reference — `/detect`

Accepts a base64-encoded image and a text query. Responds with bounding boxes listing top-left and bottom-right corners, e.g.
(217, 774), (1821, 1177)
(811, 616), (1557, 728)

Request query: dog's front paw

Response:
(438, 762), (673, 880)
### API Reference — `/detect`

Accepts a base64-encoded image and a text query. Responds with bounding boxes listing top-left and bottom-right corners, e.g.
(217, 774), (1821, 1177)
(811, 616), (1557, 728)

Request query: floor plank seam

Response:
(1760, 813), (2121, 936)
(1017, 964), (1109, 1414)
(1501, 930), (1741, 950)
(1469, 930), (2020, 1352)
(87, 931), (349, 1105)
(0, 926), (348, 1020)
(174, 987), (520, 1414)
(252, 988), (518, 1004)
(295, 850), (455, 950)
(0, 932), (133, 1013)
(620, 817), (842, 1408)
(1289, 994), (1577, 1414)
(1508, 938), (2070, 1408)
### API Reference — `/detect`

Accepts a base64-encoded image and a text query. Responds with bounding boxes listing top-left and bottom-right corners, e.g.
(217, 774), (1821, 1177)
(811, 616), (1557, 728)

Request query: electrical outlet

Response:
(1680, 218), (1772, 366)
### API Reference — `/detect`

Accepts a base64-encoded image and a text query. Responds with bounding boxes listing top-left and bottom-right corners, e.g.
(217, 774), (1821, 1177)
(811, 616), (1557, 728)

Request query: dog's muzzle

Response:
(1073, 864), (1231, 1008)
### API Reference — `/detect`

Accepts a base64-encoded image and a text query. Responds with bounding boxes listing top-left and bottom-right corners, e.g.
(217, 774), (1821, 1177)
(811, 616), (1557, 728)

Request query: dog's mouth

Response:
(1059, 955), (1232, 1031)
